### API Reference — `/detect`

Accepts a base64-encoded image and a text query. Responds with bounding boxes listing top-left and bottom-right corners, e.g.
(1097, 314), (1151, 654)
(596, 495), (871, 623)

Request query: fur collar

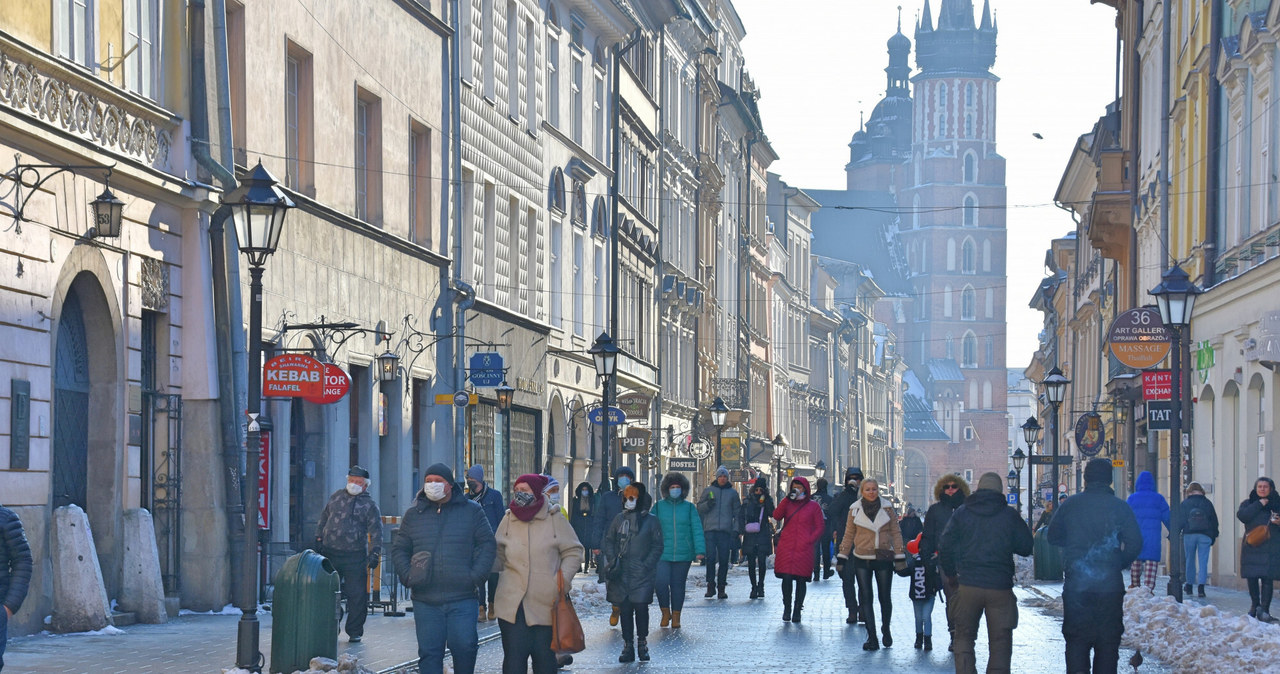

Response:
(850, 497), (894, 532)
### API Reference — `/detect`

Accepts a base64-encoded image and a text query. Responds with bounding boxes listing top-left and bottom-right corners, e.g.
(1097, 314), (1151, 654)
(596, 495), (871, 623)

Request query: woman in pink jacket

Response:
(771, 477), (826, 623)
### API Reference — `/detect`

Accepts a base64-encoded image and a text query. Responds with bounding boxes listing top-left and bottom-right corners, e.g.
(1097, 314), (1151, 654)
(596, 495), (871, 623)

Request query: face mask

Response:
(624, 498), (637, 511)
(757, 495), (765, 504)
(424, 482), (447, 502)
(513, 491), (536, 508)
(668, 487), (682, 500)
(581, 489), (590, 498)
(547, 493), (561, 508)
(467, 481), (481, 494)
(346, 482), (364, 496)
(789, 489), (802, 500)
(617, 476), (631, 489)
(848, 479), (858, 487)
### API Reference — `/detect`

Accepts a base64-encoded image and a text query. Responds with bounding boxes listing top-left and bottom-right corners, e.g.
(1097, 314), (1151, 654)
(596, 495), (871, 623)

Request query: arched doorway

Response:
(903, 449), (929, 509)
(53, 289), (90, 509)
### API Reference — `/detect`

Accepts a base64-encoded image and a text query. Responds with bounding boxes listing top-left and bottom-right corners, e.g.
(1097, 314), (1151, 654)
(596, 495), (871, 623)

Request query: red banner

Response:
(1142, 370), (1172, 401)
(258, 433), (270, 529)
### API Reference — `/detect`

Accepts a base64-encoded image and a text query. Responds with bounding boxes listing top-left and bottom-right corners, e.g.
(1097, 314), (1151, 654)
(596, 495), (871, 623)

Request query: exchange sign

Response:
(303, 363), (352, 405)
(1108, 307), (1171, 370)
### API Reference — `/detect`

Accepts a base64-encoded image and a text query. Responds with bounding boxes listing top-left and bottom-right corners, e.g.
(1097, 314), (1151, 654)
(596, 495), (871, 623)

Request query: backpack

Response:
(1186, 506), (1208, 532)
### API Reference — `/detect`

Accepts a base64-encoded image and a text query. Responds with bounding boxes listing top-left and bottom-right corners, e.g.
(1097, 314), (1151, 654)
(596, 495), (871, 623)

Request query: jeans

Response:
(413, 598), (479, 674)
(813, 539), (832, 577)
(619, 600), (650, 642)
(1063, 589), (1123, 674)
(912, 596), (936, 636)
(1, 604), (8, 672)
(1183, 533), (1212, 585)
(498, 604), (556, 674)
(951, 586), (1018, 674)
(655, 560), (692, 611)
(327, 549), (370, 638)
(477, 572), (499, 606)
(704, 531), (733, 589)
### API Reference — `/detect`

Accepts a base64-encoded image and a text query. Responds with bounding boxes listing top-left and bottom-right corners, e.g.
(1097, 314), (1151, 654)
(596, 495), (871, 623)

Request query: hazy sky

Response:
(733, 0), (1119, 371)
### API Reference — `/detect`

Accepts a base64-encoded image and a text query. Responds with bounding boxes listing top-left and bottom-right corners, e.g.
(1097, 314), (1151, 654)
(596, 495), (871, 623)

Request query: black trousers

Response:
(704, 531), (733, 588)
(327, 549), (370, 638)
(1062, 589), (1123, 674)
(780, 574), (808, 609)
(839, 553), (860, 611)
(1247, 576), (1274, 612)
(745, 549), (768, 589)
(853, 559), (894, 634)
(619, 601), (650, 642)
(477, 572), (499, 606)
(499, 605), (556, 674)
(813, 538), (832, 577)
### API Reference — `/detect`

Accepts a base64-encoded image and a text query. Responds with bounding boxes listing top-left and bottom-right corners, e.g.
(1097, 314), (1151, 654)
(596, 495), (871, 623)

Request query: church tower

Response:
(846, 11), (914, 193)
(899, 0), (1008, 480)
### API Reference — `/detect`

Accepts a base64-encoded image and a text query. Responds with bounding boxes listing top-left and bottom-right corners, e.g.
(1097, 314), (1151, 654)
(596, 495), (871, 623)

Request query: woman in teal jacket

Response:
(650, 472), (705, 629)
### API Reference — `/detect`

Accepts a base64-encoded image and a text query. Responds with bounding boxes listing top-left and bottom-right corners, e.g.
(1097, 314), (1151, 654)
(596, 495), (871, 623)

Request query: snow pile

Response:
(1021, 592), (1063, 613)
(570, 581), (611, 615)
(179, 603), (244, 616)
(1014, 555), (1034, 585)
(1122, 587), (1280, 672)
(42, 625), (127, 637)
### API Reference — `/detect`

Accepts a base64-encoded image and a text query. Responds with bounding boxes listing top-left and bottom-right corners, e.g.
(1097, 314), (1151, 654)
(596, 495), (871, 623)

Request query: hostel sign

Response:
(262, 354), (325, 398)
(1108, 307), (1171, 370)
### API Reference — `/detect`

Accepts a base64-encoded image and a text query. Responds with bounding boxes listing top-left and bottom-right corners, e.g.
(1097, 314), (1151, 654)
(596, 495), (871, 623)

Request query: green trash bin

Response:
(1033, 526), (1063, 581)
(270, 550), (341, 674)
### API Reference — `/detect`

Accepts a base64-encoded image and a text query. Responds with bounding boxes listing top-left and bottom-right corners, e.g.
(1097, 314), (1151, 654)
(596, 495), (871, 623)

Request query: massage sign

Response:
(262, 354), (326, 398)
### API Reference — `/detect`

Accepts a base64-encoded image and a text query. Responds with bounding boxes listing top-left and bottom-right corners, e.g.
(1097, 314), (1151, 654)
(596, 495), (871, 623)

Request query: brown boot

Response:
(660, 607), (671, 627)
(487, 605), (495, 621)
(609, 605), (620, 626)
(671, 610), (682, 629)
(478, 605), (487, 622)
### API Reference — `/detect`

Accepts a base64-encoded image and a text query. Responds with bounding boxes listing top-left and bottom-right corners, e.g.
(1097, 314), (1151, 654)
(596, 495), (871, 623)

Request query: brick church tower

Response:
(897, 0), (1009, 486)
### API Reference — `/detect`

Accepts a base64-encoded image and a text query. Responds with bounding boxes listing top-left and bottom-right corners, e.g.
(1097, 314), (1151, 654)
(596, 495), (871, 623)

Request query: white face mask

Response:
(424, 482), (448, 502)
(624, 498), (638, 511)
(547, 493), (561, 508)
(346, 482), (364, 496)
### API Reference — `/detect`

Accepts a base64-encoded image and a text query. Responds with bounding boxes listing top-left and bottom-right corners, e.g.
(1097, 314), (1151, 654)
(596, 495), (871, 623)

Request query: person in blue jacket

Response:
(1126, 471), (1170, 593)
(466, 465), (506, 622)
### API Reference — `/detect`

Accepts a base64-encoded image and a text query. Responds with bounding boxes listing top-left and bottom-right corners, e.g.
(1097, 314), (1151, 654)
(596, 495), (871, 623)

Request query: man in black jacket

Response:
(1047, 458), (1142, 674)
(392, 463), (496, 674)
(920, 473), (970, 648)
(1, 505), (33, 672)
(811, 478), (834, 581)
(315, 465), (383, 642)
(827, 466), (864, 623)
(940, 472), (1033, 674)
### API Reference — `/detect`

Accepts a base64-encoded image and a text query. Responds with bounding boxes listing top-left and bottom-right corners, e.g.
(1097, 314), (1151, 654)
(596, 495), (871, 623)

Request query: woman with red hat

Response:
(770, 477), (826, 623)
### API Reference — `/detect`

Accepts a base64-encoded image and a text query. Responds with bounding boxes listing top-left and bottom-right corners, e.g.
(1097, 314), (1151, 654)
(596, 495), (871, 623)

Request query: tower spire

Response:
(920, 0), (934, 32)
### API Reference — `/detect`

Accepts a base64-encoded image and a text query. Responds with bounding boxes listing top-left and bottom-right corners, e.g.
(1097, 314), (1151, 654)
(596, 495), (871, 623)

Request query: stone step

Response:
(109, 611), (137, 627)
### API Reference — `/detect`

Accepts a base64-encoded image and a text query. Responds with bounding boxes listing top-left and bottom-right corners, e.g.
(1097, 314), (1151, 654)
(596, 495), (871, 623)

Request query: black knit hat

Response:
(1083, 458), (1113, 486)
(348, 465), (370, 479)
(424, 463), (456, 485)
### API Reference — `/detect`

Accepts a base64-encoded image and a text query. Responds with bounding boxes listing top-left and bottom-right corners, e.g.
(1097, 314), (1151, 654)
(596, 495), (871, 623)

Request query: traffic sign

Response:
(1007, 494), (1018, 505)
(588, 406), (626, 426)
(303, 363), (351, 405)
(453, 391), (478, 407)
(262, 354), (325, 398)
(1108, 307), (1172, 369)
(1029, 455), (1072, 466)
(469, 352), (505, 386)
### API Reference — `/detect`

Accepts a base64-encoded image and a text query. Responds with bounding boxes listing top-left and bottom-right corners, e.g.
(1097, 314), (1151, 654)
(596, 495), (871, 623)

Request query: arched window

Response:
(982, 380), (992, 409)
(945, 333), (955, 359)
(964, 113), (974, 138)
(591, 196), (607, 237)
(912, 194), (921, 229)
(937, 82), (949, 138)
(961, 286), (976, 320)
(549, 169), (566, 214)
(963, 194), (977, 227)
(963, 152), (977, 183)
(961, 238), (976, 274)
(984, 335), (995, 366)
(965, 82), (975, 107)
(943, 284), (953, 317)
(572, 184), (587, 224)
(962, 332), (977, 367)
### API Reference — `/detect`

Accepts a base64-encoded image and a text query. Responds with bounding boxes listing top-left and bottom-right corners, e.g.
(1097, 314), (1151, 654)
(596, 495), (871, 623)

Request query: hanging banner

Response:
(1074, 412), (1105, 457)
(720, 436), (741, 465)
(258, 433), (271, 529)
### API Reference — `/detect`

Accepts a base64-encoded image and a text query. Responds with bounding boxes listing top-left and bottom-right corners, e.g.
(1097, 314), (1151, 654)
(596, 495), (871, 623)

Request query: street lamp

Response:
(589, 332), (620, 490)
(709, 396), (729, 468)
(376, 349), (400, 383)
(495, 382), (515, 411)
(1042, 366), (1069, 510)
(1012, 447), (1027, 528)
(1007, 469), (1018, 495)
(815, 460), (827, 481)
(773, 434), (788, 502)
(89, 187), (125, 238)
(1150, 264), (1203, 603)
(225, 161), (294, 671)
(495, 381), (515, 494)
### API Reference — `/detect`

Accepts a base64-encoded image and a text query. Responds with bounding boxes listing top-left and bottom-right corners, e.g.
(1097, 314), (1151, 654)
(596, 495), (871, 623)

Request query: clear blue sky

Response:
(734, 0), (1119, 370)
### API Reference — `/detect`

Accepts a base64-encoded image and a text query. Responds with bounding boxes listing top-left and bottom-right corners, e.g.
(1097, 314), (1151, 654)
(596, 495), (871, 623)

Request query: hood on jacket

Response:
(1249, 477), (1278, 501)
(789, 476), (812, 500)
(751, 476), (769, 494)
(623, 482), (652, 512)
(574, 481), (595, 500)
(933, 474), (971, 502)
(660, 472), (691, 498)
(814, 478), (830, 495)
(1135, 471), (1157, 492)
(963, 489), (1009, 516)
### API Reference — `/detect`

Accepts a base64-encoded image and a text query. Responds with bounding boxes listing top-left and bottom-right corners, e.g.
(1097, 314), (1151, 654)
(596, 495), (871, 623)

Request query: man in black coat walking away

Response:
(1, 504), (33, 672)
(1048, 458), (1142, 674)
(391, 463), (497, 674)
(811, 478), (834, 581)
(920, 473), (970, 649)
(940, 472), (1033, 674)
(314, 465), (383, 643)
(828, 466), (864, 623)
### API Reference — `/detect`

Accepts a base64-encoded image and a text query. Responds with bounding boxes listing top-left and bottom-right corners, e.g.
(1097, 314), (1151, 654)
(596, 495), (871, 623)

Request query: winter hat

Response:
(1186, 481), (1205, 496)
(424, 463), (456, 485)
(348, 465), (370, 479)
(623, 485), (640, 500)
(514, 473), (549, 494)
(906, 533), (922, 556)
(543, 475), (560, 493)
(466, 465), (485, 483)
(716, 465), (730, 479)
(976, 472), (1004, 494)
(1084, 457), (1113, 485)
(845, 466), (864, 482)
(752, 476), (769, 492)
(614, 465), (636, 480)
(815, 478), (829, 494)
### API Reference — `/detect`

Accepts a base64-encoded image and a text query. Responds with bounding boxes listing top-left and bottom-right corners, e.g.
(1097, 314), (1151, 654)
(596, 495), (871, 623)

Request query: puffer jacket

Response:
(493, 501), (584, 626)
(1046, 483), (1143, 593)
(1126, 471), (1170, 561)
(829, 468), (863, 546)
(569, 482), (599, 550)
(837, 497), (905, 562)
(1176, 492), (1218, 540)
(591, 466), (635, 550)
(315, 488), (383, 555)
(772, 478), (826, 578)
(471, 482), (507, 536)
(392, 486), (496, 605)
(603, 485), (663, 605)
(1, 505), (33, 615)
(651, 473), (705, 562)
(939, 489), (1033, 590)
(739, 477), (775, 555)
(697, 481), (740, 532)
(1237, 479), (1280, 579)
(920, 474), (971, 561)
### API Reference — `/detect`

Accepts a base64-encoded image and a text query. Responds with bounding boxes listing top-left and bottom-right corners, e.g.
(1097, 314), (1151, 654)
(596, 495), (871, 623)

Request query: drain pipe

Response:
(449, 0), (471, 475)
(190, 0), (248, 602)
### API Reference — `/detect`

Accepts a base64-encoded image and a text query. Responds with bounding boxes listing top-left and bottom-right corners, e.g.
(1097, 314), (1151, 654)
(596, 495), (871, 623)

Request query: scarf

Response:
(861, 497), (881, 522)
(510, 474), (549, 522)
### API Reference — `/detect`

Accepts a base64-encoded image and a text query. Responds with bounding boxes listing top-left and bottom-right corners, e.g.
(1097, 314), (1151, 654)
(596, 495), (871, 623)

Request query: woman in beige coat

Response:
(835, 479), (905, 652)
(493, 473), (584, 674)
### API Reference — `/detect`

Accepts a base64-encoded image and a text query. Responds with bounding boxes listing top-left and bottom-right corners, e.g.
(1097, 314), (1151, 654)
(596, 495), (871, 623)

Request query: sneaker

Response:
(1184, 583), (1193, 595)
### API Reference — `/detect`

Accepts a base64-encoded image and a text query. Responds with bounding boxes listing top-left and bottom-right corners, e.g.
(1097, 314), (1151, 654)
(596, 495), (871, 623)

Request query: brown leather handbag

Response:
(1246, 524), (1271, 548)
(550, 569), (585, 654)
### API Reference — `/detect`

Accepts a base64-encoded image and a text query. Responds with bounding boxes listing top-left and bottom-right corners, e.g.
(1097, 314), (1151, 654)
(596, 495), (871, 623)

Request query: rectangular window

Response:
(55, 0), (96, 69)
(460, 0), (474, 81)
(354, 89), (383, 225)
(593, 71), (606, 160)
(571, 56), (584, 145)
(285, 43), (315, 194)
(408, 122), (431, 245)
(547, 34), (560, 128)
(525, 18), (537, 130)
(550, 219), (563, 327)
(506, 0), (519, 118)
(226, 1), (247, 167)
(124, 0), (158, 99)
(482, 182), (497, 300)
(573, 232), (585, 335)
(482, 0), (495, 99)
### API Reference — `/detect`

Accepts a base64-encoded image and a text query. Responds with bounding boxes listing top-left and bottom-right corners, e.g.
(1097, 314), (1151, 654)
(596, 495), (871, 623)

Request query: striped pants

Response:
(1130, 559), (1158, 592)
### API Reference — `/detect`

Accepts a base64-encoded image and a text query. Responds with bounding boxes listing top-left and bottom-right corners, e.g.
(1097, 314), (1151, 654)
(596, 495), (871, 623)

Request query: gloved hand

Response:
(367, 552), (381, 570)
(894, 560), (910, 577)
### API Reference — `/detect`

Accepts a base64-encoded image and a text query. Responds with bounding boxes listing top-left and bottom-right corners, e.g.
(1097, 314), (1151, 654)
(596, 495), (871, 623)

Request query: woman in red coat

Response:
(771, 476), (826, 623)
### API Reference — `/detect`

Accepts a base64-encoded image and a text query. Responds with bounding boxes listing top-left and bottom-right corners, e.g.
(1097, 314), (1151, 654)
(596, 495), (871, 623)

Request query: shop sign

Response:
(1142, 370), (1171, 401)
(262, 354), (325, 398)
(1108, 308), (1171, 370)
(303, 363), (351, 405)
(1074, 412), (1105, 457)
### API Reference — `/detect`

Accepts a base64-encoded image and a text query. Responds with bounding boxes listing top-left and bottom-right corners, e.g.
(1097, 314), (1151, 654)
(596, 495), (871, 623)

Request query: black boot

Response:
(705, 583), (716, 598)
(846, 608), (858, 624)
(757, 582), (765, 599)
(882, 626), (893, 647)
(1198, 585), (1207, 597)
(915, 633), (924, 649)
(619, 640), (635, 663)
(924, 635), (933, 651)
(792, 603), (803, 623)
(749, 584), (758, 599)
(1184, 583), (1193, 595)
(862, 626), (880, 651)
(637, 637), (650, 662)
(782, 598), (792, 622)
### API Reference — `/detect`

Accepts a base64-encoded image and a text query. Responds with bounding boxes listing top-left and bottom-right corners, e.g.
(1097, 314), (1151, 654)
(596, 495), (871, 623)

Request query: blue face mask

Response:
(669, 487), (683, 500)
(617, 476), (631, 489)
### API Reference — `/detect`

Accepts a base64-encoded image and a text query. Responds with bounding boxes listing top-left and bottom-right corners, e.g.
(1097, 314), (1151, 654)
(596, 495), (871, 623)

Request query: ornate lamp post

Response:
(815, 460), (827, 481)
(1150, 265), (1203, 603)
(589, 332), (619, 490)
(1022, 416), (1042, 532)
(496, 381), (515, 491)
(709, 396), (729, 469)
(226, 161), (294, 671)
(1007, 469), (1018, 500)
(1042, 367), (1070, 506)
(772, 434), (788, 503)
(1012, 447), (1027, 522)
